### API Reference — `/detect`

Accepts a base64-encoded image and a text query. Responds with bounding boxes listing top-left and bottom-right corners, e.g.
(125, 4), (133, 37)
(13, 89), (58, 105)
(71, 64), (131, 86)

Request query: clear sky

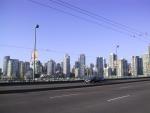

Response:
(0, 0), (150, 68)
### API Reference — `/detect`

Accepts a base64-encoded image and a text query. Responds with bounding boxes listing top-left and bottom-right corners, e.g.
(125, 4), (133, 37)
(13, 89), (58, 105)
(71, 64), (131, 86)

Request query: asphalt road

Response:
(0, 81), (150, 113)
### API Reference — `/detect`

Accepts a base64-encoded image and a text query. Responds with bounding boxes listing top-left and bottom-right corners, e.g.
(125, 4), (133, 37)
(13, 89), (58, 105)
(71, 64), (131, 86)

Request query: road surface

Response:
(0, 81), (150, 113)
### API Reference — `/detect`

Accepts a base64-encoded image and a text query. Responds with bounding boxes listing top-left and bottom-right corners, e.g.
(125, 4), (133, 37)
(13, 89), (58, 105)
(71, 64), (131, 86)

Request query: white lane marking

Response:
(49, 93), (80, 99)
(107, 95), (130, 102)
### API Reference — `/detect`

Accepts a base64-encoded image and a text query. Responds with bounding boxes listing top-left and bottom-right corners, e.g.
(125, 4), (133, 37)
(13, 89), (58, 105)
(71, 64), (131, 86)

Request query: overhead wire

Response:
(0, 44), (98, 59)
(28, 0), (136, 37)
(49, 0), (150, 41)
(51, 0), (150, 38)
(28, 0), (149, 43)
(50, 0), (140, 36)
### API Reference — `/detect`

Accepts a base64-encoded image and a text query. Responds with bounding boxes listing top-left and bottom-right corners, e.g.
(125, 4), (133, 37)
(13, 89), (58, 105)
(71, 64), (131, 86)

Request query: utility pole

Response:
(33, 24), (39, 81)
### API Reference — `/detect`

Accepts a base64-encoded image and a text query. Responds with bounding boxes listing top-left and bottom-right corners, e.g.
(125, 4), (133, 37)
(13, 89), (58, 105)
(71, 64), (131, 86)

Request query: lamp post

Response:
(33, 24), (39, 81)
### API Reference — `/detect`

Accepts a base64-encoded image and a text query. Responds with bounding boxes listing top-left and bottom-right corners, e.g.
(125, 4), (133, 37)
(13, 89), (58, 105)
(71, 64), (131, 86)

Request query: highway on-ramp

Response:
(0, 81), (150, 113)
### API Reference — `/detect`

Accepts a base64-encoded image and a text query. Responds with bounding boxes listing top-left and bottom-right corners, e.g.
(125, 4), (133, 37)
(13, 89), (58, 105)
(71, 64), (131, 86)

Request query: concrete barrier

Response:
(0, 77), (150, 94)
(0, 80), (84, 86)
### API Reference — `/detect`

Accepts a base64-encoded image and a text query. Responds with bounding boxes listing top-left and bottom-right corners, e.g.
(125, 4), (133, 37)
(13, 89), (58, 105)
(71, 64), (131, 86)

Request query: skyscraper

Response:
(3, 56), (10, 76)
(141, 45), (150, 76)
(56, 63), (61, 73)
(75, 68), (80, 78)
(85, 67), (90, 76)
(60, 62), (64, 74)
(19, 61), (25, 79)
(109, 53), (117, 68)
(74, 61), (80, 78)
(75, 61), (80, 69)
(24, 62), (30, 70)
(43, 63), (47, 74)
(12, 59), (19, 79)
(79, 54), (86, 77)
(24, 62), (30, 77)
(80, 66), (85, 77)
(131, 56), (138, 76)
(63, 54), (70, 77)
(128, 63), (132, 76)
(117, 59), (128, 77)
(103, 58), (107, 68)
(142, 53), (150, 76)
(89, 63), (94, 75)
(131, 56), (143, 76)
(7, 59), (13, 78)
(96, 57), (103, 76)
(109, 53), (117, 75)
(31, 60), (43, 78)
(104, 67), (112, 78)
(7, 59), (19, 79)
(2, 56), (31, 80)
(79, 54), (86, 66)
(47, 60), (56, 76)
(138, 58), (143, 75)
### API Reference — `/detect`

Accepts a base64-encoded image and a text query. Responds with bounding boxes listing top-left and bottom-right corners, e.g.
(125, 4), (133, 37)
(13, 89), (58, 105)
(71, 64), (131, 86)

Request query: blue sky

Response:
(0, 0), (150, 68)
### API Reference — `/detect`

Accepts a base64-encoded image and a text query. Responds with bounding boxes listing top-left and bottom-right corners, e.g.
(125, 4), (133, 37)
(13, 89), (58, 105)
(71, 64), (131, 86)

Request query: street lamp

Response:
(33, 24), (39, 81)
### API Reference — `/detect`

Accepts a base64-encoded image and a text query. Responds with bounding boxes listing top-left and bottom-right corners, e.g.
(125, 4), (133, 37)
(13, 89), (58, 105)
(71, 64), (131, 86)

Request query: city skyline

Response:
(1, 44), (150, 80)
(1, 0), (150, 68)
(0, 44), (150, 69)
